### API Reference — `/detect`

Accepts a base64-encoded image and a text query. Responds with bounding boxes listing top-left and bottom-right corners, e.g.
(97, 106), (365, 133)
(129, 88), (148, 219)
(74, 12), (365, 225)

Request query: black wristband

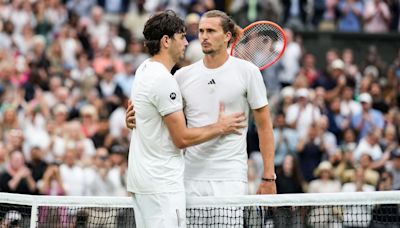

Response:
(261, 173), (276, 182)
(261, 177), (276, 182)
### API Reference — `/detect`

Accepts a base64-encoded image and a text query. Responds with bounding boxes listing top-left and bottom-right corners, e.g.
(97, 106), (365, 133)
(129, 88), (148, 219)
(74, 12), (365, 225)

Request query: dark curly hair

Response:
(142, 10), (186, 56)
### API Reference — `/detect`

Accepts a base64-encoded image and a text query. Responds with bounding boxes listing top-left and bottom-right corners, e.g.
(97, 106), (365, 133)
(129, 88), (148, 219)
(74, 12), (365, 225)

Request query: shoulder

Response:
(175, 60), (201, 76)
(230, 56), (259, 71)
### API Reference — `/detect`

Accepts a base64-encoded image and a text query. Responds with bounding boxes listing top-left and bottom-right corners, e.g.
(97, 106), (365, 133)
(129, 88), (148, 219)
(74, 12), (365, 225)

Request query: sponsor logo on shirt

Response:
(170, 92), (176, 100)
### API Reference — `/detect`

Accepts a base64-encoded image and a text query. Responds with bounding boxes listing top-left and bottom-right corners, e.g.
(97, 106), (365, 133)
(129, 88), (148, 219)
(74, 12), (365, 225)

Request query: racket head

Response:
(230, 21), (287, 71)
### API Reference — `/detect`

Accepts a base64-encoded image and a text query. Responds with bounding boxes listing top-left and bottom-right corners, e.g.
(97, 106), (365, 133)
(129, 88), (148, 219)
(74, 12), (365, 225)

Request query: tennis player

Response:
(178, 10), (276, 198)
(126, 10), (246, 228)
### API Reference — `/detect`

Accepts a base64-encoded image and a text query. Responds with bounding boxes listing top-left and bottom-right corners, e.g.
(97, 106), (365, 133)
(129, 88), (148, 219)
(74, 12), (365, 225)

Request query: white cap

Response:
(359, 93), (372, 103)
(331, 59), (345, 70)
(296, 88), (309, 98)
(281, 86), (295, 98)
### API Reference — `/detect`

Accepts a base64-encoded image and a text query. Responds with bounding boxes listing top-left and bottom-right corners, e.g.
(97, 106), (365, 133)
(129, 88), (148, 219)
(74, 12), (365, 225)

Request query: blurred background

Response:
(0, 0), (399, 198)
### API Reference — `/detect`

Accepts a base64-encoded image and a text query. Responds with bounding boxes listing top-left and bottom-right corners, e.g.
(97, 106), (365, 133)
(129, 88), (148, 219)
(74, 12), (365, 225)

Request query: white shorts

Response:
(185, 180), (247, 197)
(185, 180), (247, 228)
(132, 191), (186, 228)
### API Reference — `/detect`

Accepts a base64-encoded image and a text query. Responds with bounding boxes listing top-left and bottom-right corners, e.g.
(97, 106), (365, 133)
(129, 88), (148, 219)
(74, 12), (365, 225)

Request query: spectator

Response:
(337, 0), (363, 32)
(386, 148), (400, 190)
(59, 149), (85, 196)
(83, 147), (116, 196)
(26, 146), (48, 182)
(286, 88), (321, 137)
(37, 163), (65, 196)
(273, 112), (299, 167)
(363, 0), (391, 33)
(0, 150), (36, 194)
(277, 28), (302, 87)
(296, 123), (326, 182)
(298, 53), (319, 86)
(326, 97), (347, 142)
(309, 160), (341, 193)
(282, 0), (308, 30)
(340, 85), (361, 119)
(353, 128), (383, 162)
(95, 65), (124, 114)
(343, 153), (380, 186)
(315, 59), (347, 102)
(276, 154), (305, 194)
(351, 93), (384, 140)
(317, 115), (338, 158)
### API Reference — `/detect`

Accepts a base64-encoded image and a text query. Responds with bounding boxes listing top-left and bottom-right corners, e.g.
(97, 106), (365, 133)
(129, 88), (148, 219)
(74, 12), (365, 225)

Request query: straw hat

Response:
(314, 161), (333, 177)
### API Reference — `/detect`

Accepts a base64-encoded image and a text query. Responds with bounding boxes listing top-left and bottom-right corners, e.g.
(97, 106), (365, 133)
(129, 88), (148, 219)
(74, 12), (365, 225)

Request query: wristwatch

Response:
(261, 173), (277, 182)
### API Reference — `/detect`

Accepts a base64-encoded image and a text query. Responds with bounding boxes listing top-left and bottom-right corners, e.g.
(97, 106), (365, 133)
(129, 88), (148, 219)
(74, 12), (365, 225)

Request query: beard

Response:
(202, 48), (215, 55)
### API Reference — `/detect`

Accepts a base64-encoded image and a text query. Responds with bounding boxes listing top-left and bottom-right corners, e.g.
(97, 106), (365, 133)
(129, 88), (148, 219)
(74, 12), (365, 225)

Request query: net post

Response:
(30, 202), (38, 228)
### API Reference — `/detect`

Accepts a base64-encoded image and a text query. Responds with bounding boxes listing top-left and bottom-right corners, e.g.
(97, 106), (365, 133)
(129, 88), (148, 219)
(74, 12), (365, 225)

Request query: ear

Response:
(224, 31), (232, 44)
(160, 35), (170, 49)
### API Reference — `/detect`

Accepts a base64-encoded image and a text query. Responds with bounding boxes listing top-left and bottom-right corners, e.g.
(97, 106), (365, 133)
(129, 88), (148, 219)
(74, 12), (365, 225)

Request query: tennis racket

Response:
(230, 21), (286, 71)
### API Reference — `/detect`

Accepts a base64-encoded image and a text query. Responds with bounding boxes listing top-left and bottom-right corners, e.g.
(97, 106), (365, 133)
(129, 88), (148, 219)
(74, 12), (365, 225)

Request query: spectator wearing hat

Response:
(308, 161), (341, 193)
(286, 88), (321, 138)
(314, 59), (347, 102)
(351, 92), (384, 140)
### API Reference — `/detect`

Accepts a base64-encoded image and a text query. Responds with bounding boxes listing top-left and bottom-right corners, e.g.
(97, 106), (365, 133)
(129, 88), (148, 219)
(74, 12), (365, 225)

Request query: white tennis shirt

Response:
(175, 56), (268, 182)
(127, 59), (184, 194)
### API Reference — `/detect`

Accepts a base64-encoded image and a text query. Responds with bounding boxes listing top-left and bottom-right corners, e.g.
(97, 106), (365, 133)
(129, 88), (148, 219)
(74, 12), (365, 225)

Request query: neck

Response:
(203, 50), (229, 69)
(151, 53), (175, 72)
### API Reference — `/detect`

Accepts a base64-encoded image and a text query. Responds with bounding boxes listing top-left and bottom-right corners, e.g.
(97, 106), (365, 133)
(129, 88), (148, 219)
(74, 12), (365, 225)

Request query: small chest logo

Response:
(170, 92), (176, 100)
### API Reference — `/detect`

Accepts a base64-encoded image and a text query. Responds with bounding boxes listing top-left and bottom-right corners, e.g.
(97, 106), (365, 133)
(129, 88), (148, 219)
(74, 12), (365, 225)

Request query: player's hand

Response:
(257, 181), (277, 194)
(125, 100), (136, 129)
(217, 103), (246, 135)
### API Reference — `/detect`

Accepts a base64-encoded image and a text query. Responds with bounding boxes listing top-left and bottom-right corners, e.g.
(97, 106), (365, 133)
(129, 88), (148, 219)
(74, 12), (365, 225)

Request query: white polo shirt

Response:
(127, 59), (184, 194)
(175, 56), (268, 182)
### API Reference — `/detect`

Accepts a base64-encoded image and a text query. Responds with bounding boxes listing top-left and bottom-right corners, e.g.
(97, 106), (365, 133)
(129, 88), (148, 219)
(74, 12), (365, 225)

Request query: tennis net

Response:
(0, 191), (399, 227)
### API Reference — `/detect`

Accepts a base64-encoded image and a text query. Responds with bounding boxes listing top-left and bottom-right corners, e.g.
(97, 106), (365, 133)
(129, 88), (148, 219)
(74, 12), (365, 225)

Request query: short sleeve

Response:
(150, 75), (183, 116)
(246, 65), (268, 109)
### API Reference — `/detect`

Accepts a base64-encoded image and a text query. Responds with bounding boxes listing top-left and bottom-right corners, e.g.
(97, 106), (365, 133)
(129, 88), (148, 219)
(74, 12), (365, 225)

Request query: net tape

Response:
(0, 192), (399, 227)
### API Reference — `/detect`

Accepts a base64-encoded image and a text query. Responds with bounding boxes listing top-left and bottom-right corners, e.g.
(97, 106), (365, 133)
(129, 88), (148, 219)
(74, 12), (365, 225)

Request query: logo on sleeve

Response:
(170, 92), (176, 100)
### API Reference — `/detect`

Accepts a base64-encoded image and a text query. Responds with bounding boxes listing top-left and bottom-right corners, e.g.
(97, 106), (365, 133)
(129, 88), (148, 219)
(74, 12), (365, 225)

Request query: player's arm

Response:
(253, 105), (277, 194)
(163, 103), (245, 149)
(125, 100), (135, 130)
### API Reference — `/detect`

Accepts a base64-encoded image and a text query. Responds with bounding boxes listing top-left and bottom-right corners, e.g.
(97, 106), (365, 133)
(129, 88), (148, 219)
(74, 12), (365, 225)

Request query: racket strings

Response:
(232, 23), (285, 70)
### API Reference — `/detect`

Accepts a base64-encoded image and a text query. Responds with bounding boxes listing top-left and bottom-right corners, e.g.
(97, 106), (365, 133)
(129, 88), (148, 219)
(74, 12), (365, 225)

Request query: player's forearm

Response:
(258, 127), (275, 177)
(253, 106), (275, 177)
(176, 124), (223, 148)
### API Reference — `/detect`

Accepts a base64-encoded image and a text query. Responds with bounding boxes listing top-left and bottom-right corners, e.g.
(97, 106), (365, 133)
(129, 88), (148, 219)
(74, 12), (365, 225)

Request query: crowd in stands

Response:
(0, 0), (399, 200)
